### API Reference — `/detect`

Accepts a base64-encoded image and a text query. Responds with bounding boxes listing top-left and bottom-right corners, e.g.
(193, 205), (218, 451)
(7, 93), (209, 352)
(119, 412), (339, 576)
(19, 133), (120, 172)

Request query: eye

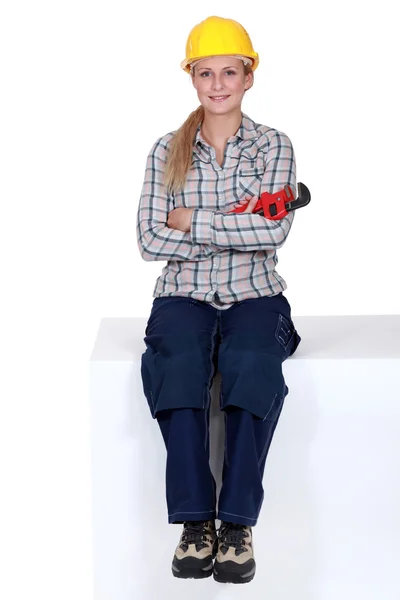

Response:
(199, 72), (211, 77)
(225, 70), (237, 75)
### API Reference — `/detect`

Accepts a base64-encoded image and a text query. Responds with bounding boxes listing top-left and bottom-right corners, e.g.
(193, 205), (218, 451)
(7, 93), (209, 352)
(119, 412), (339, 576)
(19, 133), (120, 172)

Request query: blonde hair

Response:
(164, 62), (253, 195)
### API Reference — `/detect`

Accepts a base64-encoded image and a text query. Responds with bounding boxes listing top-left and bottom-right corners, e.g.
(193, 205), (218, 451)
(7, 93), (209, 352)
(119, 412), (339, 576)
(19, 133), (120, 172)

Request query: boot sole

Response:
(172, 555), (214, 579)
(213, 559), (256, 584)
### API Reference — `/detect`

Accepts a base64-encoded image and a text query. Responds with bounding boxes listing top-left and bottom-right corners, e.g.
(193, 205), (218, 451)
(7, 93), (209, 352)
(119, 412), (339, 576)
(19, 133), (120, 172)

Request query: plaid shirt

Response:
(136, 112), (296, 309)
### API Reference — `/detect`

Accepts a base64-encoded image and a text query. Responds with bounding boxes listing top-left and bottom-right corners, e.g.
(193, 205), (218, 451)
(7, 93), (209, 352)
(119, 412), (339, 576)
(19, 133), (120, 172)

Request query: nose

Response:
(211, 74), (224, 91)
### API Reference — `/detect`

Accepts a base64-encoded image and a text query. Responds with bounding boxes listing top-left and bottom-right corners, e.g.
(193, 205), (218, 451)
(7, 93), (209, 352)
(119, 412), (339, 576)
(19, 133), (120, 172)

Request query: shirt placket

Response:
(208, 142), (233, 304)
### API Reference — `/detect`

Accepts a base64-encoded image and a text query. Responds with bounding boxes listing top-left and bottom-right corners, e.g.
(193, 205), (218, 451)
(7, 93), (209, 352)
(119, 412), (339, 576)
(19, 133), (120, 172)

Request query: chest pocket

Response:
(238, 167), (264, 196)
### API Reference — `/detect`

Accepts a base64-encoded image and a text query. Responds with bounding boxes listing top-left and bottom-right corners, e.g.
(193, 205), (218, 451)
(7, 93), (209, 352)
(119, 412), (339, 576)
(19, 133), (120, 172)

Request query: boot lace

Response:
(217, 522), (249, 556)
(180, 521), (210, 552)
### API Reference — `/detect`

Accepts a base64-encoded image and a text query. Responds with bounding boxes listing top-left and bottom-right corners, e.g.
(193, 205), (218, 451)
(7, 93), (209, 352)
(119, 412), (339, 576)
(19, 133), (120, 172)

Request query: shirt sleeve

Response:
(190, 131), (297, 251)
(136, 137), (222, 262)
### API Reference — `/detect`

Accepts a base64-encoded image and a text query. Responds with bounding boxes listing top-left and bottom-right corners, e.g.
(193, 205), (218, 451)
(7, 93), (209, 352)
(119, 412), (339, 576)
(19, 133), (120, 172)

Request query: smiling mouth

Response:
(209, 96), (230, 102)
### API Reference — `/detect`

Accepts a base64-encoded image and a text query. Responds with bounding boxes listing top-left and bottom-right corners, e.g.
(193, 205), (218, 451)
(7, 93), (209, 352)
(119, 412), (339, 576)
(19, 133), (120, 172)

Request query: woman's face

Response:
(191, 56), (253, 115)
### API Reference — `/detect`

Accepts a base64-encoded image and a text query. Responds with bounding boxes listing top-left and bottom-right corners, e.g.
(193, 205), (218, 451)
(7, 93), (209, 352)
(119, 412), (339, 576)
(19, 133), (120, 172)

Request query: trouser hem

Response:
(168, 509), (216, 524)
(218, 510), (257, 527)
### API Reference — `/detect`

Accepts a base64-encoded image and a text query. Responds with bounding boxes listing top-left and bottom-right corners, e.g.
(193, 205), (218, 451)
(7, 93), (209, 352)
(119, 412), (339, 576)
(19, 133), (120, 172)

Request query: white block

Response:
(89, 315), (400, 600)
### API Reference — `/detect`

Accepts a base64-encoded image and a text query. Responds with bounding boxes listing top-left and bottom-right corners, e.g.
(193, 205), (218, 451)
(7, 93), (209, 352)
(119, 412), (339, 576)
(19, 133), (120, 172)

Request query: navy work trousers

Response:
(141, 293), (301, 527)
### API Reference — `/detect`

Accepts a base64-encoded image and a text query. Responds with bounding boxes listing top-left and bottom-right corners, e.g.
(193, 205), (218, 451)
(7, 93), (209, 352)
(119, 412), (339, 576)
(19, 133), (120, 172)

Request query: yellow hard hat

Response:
(181, 16), (259, 73)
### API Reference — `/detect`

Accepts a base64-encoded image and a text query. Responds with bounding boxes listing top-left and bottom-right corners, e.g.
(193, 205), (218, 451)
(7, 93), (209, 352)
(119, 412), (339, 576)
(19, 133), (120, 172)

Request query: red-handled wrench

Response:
(228, 182), (311, 220)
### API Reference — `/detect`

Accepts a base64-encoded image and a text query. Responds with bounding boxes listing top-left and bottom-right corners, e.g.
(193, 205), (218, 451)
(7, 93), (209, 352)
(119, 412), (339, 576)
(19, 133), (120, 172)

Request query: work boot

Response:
(213, 522), (256, 584)
(172, 520), (217, 579)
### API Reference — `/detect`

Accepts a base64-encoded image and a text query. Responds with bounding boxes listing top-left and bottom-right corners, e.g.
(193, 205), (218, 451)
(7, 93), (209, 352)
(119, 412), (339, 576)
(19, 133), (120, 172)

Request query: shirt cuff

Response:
(190, 209), (214, 244)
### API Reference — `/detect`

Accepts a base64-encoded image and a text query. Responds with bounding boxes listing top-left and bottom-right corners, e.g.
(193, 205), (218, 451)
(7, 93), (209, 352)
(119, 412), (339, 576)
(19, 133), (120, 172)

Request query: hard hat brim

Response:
(181, 54), (259, 73)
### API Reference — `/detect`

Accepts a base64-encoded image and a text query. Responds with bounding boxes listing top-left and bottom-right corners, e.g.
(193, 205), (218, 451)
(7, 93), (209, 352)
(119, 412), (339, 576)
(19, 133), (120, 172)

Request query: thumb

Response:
(244, 196), (259, 213)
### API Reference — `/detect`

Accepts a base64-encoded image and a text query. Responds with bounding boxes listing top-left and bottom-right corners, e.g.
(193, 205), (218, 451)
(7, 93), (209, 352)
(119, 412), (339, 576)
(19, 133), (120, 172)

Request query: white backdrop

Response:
(0, 1), (399, 599)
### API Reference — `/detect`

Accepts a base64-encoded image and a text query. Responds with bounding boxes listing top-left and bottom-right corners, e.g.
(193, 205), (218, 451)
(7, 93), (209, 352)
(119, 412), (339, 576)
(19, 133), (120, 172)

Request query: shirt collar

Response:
(194, 112), (258, 149)
(234, 113), (259, 141)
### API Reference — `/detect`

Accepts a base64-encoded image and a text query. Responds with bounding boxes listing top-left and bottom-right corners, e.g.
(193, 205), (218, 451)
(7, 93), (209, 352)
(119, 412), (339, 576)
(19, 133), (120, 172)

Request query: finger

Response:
(249, 197), (258, 207)
(243, 197), (258, 213)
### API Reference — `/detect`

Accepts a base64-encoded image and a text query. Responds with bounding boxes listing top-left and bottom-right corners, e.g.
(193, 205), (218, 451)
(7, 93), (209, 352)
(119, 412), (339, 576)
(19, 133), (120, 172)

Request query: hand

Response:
(232, 196), (259, 213)
(167, 207), (195, 232)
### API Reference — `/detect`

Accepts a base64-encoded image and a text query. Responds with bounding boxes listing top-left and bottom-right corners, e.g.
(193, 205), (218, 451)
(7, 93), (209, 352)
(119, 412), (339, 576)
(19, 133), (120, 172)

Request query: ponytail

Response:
(164, 105), (204, 195)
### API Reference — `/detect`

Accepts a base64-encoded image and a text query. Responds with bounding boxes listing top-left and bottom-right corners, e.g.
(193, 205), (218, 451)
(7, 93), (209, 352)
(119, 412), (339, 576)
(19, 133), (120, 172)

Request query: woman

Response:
(137, 15), (301, 585)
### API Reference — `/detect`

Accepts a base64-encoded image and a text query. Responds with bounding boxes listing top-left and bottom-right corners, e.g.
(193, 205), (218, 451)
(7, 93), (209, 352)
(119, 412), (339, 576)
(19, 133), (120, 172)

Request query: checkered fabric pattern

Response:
(136, 113), (297, 308)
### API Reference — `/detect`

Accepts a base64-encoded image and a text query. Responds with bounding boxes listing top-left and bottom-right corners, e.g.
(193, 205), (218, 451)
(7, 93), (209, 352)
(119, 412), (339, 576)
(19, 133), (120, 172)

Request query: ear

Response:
(244, 71), (254, 91)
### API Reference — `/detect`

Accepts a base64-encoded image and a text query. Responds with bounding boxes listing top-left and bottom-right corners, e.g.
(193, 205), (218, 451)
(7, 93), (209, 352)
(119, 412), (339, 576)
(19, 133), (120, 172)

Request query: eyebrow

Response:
(197, 66), (239, 71)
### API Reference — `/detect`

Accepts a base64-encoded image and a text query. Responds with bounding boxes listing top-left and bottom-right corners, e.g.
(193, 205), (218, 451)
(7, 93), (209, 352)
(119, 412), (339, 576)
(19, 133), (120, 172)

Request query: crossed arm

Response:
(136, 131), (296, 262)
(166, 195), (259, 233)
